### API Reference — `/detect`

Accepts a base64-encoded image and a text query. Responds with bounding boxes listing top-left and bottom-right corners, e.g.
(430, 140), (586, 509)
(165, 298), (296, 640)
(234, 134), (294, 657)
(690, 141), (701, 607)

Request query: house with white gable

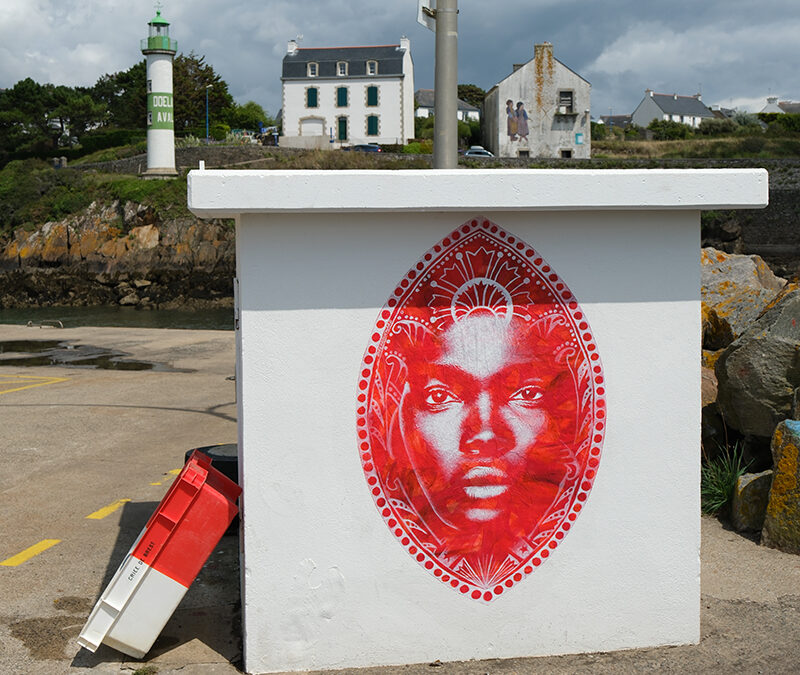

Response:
(482, 43), (591, 159)
(414, 89), (480, 122)
(631, 90), (715, 129)
(280, 37), (415, 148)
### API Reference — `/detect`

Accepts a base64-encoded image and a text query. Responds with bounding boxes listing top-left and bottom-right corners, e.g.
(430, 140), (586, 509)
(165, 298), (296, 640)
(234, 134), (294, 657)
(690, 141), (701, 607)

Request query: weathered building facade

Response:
(483, 43), (590, 159)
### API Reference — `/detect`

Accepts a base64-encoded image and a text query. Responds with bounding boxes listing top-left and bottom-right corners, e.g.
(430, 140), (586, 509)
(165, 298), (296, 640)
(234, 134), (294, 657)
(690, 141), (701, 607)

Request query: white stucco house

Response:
(482, 43), (591, 159)
(631, 90), (715, 129)
(280, 37), (415, 148)
(414, 89), (480, 122)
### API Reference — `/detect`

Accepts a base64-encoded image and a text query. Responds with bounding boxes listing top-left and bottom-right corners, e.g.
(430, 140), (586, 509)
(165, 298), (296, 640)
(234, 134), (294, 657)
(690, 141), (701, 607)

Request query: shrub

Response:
(210, 122), (230, 141)
(402, 140), (432, 154)
(591, 121), (607, 140)
(732, 111), (763, 133)
(738, 136), (766, 154)
(697, 118), (738, 136)
(647, 119), (694, 140)
(766, 113), (800, 135)
(701, 442), (750, 516)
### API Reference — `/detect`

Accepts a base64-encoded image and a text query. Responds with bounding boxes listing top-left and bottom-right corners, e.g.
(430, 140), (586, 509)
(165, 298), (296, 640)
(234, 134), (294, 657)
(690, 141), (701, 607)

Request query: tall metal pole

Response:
(206, 84), (212, 141)
(433, 0), (458, 169)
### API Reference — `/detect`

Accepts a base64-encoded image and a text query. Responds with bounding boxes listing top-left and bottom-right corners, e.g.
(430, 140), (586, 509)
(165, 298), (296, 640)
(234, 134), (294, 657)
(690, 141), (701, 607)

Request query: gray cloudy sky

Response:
(1, 0), (798, 118)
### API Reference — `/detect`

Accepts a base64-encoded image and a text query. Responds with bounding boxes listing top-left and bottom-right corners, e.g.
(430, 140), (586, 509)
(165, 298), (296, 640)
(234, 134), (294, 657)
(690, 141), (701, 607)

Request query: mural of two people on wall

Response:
(506, 100), (529, 142)
(359, 219), (605, 602)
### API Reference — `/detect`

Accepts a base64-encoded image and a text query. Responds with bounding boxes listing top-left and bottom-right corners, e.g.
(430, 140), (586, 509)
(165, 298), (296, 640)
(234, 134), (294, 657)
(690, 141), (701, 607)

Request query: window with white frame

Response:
(337, 61), (348, 76)
(307, 62), (318, 77)
(367, 60), (378, 76)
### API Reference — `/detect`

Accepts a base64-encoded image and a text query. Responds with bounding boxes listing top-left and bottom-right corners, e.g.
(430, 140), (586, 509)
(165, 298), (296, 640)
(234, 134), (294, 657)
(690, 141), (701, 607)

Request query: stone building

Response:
(482, 43), (590, 159)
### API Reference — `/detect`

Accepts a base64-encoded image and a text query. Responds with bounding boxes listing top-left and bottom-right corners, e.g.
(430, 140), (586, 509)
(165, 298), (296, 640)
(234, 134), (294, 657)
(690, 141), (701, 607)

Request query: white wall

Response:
(187, 168), (768, 675)
(282, 75), (412, 147)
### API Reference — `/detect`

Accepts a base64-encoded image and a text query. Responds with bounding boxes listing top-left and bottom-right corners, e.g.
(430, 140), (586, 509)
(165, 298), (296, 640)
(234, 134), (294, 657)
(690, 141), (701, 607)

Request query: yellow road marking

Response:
(167, 468), (181, 475)
(150, 482), (162, 486)
(0, 375), (68, 396)
(1, 539), (61, 567)
(86, 498), (131, 520)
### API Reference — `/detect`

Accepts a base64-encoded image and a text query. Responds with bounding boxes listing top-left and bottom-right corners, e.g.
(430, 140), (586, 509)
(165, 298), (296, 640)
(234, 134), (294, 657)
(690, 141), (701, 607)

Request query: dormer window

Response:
(307, 62), (318, 77)
(337, 61), (348, 76)
(367, 60), (378, 76)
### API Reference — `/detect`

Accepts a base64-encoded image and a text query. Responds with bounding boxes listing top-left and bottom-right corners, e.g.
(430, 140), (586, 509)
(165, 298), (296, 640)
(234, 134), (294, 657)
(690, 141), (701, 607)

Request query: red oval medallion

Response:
(359, 219), (605, 601)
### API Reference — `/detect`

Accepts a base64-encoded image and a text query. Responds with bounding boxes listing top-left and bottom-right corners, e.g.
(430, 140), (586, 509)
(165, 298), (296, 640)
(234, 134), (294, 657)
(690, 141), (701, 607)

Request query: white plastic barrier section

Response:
(188, 168), (767, 674)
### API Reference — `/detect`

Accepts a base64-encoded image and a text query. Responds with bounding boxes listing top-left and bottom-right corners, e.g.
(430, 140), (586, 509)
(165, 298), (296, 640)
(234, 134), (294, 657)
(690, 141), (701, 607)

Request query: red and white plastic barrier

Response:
(79, 450), (241, 659)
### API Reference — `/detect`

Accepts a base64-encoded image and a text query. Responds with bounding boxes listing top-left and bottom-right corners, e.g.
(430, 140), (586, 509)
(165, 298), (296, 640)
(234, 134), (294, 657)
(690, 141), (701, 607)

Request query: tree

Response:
(92, 61), (147, 129)
(173, 51), (233, 136)
(0, 79), (79, 159)
(222, 101), (275, 131)
(457, 84), (486, 109)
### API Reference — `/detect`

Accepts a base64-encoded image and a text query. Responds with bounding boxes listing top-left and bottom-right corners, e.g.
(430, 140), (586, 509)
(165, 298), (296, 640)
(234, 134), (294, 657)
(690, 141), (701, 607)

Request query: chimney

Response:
(534, 42), (553, 62)
(399, 35), (410, 52)
(646, 88), (653, 97)
(694, 93), (702, 101)
(287, 39), (298, 55)
(673, 93), (678, 100)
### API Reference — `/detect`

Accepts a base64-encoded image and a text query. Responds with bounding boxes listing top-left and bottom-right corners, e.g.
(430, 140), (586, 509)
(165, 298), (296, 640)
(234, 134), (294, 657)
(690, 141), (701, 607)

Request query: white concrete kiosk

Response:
(188, 168), (767, 674)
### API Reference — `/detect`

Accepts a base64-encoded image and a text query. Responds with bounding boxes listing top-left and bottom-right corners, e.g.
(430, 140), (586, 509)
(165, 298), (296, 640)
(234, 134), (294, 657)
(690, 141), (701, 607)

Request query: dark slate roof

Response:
(650, 93), (714, 117)
(598, 114), (632, 128)
(282, 45), (404, 79)
(414, 89), (479, 112)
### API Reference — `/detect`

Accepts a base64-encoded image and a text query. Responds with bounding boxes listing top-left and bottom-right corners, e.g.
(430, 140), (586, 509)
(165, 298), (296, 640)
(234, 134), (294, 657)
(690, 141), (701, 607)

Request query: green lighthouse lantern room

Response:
(142, 9), (177, 53)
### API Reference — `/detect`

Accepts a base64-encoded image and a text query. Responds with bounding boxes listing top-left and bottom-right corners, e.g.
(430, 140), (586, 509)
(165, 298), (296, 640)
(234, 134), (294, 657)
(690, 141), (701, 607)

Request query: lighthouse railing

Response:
(141, 36), (177, 52)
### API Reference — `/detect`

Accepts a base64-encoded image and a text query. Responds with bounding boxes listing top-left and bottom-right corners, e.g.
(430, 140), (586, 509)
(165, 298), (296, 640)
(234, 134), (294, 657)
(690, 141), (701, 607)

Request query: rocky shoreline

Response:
(0, 200), (234, 310)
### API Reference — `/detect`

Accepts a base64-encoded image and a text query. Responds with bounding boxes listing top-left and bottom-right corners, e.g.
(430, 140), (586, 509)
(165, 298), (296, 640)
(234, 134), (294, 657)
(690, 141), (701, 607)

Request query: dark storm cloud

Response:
(1, 1), (798, 117)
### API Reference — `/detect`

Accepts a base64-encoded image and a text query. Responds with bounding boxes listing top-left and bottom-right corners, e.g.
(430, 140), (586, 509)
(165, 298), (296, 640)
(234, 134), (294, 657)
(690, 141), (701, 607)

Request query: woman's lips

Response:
(462, 465), (509, 499)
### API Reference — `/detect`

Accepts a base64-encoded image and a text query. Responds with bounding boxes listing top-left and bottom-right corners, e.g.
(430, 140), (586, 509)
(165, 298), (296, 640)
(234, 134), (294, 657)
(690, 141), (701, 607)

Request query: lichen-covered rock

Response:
(702, 302), (734, 350)
(716, 285), (800, 438)
(731, 470), (773, 532)
(701, 247), (786, 346)
(761, 420), (800, 553)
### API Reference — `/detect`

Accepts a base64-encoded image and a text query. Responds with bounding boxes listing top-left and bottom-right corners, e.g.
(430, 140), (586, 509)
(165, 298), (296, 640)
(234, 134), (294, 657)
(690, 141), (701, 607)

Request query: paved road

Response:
(0, 324), (240, 674)
(1, 324), (798, 674)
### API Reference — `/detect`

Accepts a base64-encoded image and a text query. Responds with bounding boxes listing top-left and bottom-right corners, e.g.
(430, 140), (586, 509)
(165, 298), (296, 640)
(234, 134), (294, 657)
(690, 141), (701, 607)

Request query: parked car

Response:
(350, 143), (382, 152)
(463, 145), (494, 157)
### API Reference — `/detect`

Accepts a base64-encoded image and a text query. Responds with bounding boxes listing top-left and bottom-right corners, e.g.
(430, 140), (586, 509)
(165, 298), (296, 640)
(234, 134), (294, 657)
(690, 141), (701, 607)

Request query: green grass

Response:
(593, 136), (800, 160)
(0, 160), (194, 236)
(701, 442), (750, 516)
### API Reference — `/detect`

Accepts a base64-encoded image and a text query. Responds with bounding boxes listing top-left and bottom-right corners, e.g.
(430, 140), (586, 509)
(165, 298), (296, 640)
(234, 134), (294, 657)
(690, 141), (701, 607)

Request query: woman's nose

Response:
(463, 392), (509, 456)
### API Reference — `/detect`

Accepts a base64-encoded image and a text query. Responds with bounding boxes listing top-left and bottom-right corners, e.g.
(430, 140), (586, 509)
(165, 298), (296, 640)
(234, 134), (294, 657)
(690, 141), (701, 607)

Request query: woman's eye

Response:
(510, 386), (543, 403)
(423, 387), (459, 406)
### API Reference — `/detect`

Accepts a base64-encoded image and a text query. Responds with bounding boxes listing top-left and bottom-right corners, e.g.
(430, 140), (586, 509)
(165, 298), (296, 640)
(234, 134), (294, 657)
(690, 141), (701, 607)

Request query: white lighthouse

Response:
(141, 8), (178, 178)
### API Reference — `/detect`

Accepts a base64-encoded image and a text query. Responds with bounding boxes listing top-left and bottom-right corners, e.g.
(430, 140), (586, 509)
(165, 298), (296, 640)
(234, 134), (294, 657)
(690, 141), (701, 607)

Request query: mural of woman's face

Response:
(361, 218), (604, 598)
(400, 313), (576, 533)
